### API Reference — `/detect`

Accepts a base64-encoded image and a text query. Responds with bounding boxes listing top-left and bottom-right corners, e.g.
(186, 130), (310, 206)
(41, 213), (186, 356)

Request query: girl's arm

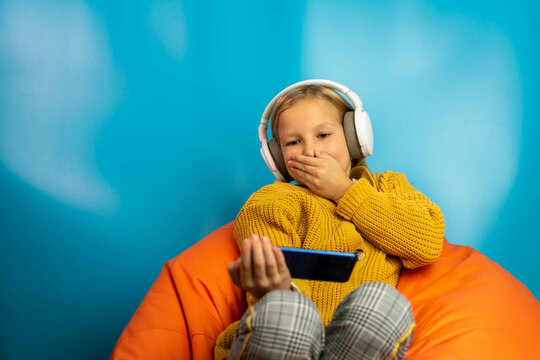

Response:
(337, 167), (445, 269)
(233, 185), (313, 298)
(234, 186), (304, 249)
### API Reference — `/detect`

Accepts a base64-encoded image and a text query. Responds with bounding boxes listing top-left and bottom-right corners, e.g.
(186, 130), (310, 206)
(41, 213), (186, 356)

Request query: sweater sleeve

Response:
(336, 167), (445, 269)
(233, 185), (313, 298)
(234, 186), (304, 249)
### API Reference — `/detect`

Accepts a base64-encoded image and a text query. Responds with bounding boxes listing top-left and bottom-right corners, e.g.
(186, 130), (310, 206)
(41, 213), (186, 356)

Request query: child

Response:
(215, 80), (445, 359)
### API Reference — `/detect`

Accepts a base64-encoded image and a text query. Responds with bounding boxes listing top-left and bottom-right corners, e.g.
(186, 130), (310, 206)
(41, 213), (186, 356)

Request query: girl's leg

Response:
(321, 282), (415, 360)
(228, 290), (325, 360)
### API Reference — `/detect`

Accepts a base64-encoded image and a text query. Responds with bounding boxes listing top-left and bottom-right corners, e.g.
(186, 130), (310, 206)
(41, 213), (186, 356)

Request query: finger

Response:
(261, 237), (278, 279)
(292, 154), (322, 166)
(240, 237), (254, 287)
(289, 167), (310, 187)
(289, 159), (317, 173)
(314, 150), (331, 159)
(290, 166), (316, 185)
(273, 246), (291, 278)
(227, 259), (241, 287)
(251, 235), (267, 281)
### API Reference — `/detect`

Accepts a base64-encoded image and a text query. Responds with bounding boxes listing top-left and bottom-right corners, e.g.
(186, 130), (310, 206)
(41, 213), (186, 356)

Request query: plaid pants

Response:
(228, 282), (414, 360)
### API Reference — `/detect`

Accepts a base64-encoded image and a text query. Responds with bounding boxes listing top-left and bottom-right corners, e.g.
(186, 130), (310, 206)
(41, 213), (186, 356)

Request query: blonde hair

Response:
(270, 85), (352, 139)
(270, 84), (368, 169)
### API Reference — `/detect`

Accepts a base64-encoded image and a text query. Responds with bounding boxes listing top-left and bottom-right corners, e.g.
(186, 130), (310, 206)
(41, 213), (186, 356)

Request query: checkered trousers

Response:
(227, 282), (414, 360)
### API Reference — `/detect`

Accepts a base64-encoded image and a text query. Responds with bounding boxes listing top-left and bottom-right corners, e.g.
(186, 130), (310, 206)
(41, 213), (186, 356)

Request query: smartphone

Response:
(279, 247), (357, 282)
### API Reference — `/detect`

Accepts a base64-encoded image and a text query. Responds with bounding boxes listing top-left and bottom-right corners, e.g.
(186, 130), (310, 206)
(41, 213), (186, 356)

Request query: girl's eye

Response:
(286, 139), (299, 146)
(319, 132), (331, 139)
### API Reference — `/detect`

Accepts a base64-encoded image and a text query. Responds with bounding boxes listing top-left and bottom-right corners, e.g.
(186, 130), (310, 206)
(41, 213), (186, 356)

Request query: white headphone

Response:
(259, 79), (373, 182)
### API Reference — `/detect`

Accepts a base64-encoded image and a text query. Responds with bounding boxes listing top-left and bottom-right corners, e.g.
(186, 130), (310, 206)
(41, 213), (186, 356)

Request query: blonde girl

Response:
(215, 80), (445, 360)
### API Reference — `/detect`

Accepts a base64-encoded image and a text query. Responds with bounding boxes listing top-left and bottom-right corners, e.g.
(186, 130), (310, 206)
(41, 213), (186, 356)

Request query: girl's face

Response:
(277, 99), (352, 182)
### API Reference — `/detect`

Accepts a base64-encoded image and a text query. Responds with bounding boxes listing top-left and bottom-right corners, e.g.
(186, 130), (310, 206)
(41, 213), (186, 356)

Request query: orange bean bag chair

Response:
(111, 221), (540, 359)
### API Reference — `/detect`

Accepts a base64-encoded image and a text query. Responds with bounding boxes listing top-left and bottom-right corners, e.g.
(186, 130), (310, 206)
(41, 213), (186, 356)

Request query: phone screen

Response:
(279, 247), (357, 282)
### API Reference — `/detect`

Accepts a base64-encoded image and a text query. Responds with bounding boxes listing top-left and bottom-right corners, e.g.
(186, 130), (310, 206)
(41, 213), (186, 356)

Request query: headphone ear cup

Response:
(343, 111), (363, 159)
(355, 109), (373, 157)
(268, 138), (293, 182)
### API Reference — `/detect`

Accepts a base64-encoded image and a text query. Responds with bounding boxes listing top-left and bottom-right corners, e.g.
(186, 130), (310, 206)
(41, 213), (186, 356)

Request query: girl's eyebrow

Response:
(313, 121), (340, 130)
(281, 122), (339, 138)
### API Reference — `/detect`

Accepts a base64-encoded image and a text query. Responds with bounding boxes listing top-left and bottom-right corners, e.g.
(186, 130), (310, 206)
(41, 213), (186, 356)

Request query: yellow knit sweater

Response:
(214, 166), (445, 358)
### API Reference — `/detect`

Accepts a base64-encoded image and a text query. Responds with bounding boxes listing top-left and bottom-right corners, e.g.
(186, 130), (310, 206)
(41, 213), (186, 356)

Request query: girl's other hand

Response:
(289, 150), (354, 203)
(227, 234), (292, 299)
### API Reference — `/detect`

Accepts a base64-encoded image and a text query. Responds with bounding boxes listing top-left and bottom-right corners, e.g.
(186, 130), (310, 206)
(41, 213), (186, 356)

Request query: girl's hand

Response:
(288, 150), (354, 203)
(228, 234), (292, 299)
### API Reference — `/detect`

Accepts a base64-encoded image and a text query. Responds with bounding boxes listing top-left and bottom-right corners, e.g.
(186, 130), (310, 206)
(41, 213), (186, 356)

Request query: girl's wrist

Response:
(334, 179), (354, 204)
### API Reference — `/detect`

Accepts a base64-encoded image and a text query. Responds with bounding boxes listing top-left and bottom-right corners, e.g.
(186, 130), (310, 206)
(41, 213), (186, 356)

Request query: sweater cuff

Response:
(336, 177), (376, 220)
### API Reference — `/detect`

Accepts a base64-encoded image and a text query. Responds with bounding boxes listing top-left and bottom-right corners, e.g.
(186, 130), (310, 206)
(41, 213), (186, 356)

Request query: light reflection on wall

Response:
(0, 0), (122, 215)
(149, 0), (188, 61)
(301, 1), (521, 247)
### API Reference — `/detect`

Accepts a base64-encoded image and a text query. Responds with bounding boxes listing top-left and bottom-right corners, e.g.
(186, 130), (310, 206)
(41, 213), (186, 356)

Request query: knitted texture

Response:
(214, 166), (445, 358)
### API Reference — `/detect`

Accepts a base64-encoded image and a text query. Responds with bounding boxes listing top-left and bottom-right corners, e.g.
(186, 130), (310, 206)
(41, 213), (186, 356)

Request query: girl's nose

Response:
(303, 141), (315, 157)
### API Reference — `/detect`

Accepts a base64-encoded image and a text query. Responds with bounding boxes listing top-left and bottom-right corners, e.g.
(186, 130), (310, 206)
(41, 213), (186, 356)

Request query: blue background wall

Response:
(0, 0), (538, 358)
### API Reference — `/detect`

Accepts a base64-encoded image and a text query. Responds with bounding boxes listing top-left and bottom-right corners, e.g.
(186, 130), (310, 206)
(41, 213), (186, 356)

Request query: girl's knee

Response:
(323, 283), (414, 360)
(231, 290), (324, 359)
(344, 282), (413, 320)
(251, 290), (324, 338)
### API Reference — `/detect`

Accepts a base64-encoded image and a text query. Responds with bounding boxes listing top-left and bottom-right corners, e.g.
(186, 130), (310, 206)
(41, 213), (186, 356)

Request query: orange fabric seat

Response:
(111, 222), (540, 359)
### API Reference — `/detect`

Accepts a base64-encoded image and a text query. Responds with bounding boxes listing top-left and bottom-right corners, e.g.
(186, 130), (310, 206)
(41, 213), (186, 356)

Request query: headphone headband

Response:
(258, 79), (364, 142)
